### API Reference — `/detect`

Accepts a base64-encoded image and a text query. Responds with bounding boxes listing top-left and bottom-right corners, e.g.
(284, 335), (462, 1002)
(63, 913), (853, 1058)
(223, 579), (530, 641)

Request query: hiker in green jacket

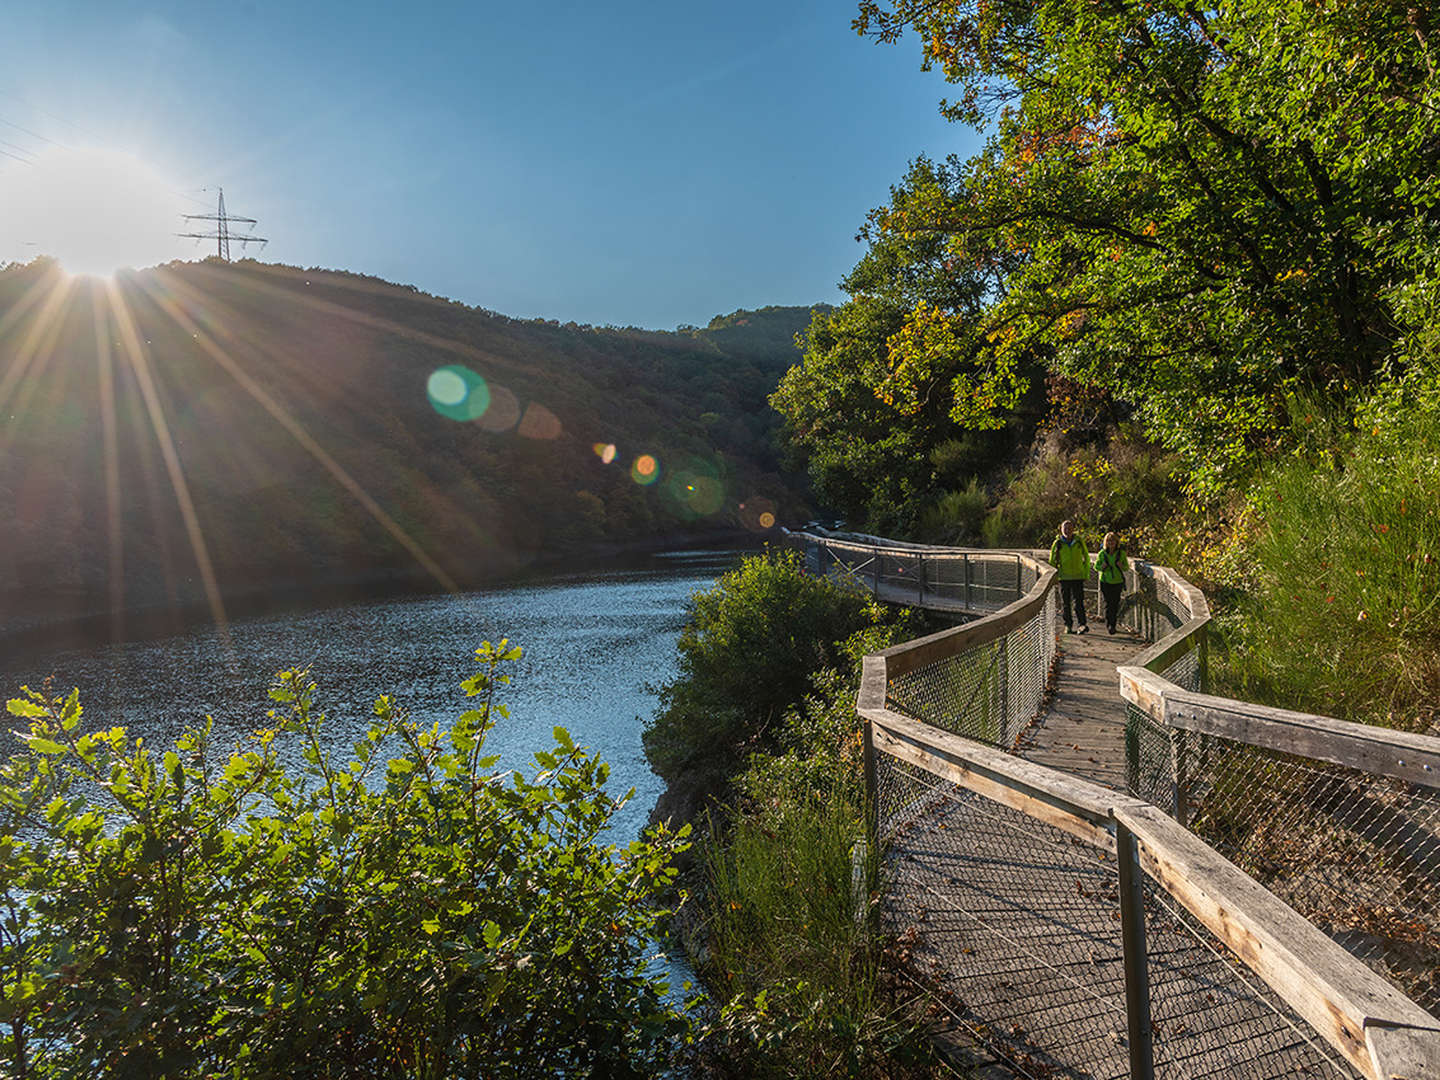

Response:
(1095, 531), (1130, 635)
(1049, 519), (1090, 634)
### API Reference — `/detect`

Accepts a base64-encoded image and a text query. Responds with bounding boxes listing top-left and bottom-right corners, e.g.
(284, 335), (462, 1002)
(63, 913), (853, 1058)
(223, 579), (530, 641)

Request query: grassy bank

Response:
(644, 550), (945, 1077)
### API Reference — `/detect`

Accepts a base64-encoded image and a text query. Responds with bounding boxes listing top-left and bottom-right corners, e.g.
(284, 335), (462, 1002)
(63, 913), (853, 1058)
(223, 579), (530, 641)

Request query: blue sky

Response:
(0, 1), (982, 329)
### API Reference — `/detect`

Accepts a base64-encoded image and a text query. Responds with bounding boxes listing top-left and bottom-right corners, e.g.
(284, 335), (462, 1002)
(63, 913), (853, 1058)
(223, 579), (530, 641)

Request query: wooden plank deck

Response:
(1018, 627), (1144, 791)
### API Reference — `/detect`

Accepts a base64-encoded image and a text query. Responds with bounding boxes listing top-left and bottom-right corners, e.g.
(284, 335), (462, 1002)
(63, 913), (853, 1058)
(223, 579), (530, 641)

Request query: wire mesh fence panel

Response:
(820, 545), (879, 592)
(1141, 886), (1362, 1079)
(1157, 647), (1201, 694)
(875, 748), (1369, 1080)
(1182, 740), (1440, 1014)
(887, 639), (1010, 747)
(921, 554), (975, 608)
(971, 555), (1024, 610)
(886, 600), (1056, 749)
(1006, 591), (1058, 743)
(1126, 705), (1177, 811)
(876, 753), (1135, 1079)
(879, 550), (925, 605)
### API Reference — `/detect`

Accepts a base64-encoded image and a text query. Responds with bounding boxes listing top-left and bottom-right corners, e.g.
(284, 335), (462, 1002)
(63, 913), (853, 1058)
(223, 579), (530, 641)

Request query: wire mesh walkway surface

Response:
(883, 626), (1356, 1078)
(792, 532), (1440, 1080)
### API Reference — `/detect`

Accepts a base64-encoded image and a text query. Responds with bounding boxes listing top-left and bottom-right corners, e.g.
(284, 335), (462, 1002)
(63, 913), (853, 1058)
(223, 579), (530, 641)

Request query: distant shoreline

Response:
(0, 527), (768, 662)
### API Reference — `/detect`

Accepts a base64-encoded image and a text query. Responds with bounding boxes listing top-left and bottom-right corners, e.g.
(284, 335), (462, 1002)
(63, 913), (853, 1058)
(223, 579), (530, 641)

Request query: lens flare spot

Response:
(427, 369), (467, 406)
(631, 454), (660, 485)
(477, 383), (521, 432)
(740, 496), (779, 532)
(426, 365), (491, 422)
(517, 402), (563, 440)
(666, 457), (726, 518)
(593, 442), (618, 464)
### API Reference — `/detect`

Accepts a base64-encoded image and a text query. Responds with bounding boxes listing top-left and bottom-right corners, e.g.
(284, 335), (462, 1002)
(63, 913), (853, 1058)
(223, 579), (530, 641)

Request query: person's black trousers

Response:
(1100, 581), (1123, 632)
(1060, 578), (1087, 630)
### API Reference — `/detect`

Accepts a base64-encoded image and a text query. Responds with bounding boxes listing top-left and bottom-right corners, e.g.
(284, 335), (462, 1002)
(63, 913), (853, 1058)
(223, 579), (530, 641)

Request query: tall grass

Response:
(1218, 380), (1440, 730)
(695, 672), (940, 1078)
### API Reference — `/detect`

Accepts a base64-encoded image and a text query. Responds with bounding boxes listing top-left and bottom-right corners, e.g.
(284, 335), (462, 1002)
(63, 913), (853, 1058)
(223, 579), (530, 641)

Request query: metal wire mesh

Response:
(886, 586), (1056, 749)
(875, 753), (1360, 1079)
(1183, 740), (1440, 1014)
(1126, 705), (1176, 811)
(878, 752), (1133, 1078)
(798, 533), (1425, 1077)
(1142, 884), (1359, 1078)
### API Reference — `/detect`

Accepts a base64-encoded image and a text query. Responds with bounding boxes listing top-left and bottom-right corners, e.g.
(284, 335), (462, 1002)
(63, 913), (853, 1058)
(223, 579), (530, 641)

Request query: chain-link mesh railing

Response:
(1125, 642), (1204, 809)
(795, 531), (1439, 1078)
(789, 532), (1035, 613)
(1141, 882), (1357, 1079)
(1120, 563), (1440, 1020)
(1182, 739), (1440, 1014)
(886, 587), (1057, 749)
(874, 753), (1363, 1079)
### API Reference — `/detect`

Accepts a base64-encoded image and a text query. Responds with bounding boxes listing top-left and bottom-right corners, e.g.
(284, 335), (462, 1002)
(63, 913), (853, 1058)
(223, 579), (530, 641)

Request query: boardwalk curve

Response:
(791, 531), (1440, 1080)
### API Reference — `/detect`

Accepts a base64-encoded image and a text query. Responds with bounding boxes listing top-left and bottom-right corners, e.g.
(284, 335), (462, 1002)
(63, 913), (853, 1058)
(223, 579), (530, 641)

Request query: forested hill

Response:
(0, 257), (821, 631)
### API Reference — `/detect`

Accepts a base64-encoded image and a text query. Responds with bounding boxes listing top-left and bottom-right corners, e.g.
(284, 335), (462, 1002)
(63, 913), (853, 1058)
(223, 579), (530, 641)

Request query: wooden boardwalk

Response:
(882, 614), (1355, 1079)
(1018, 627), (1141, 791)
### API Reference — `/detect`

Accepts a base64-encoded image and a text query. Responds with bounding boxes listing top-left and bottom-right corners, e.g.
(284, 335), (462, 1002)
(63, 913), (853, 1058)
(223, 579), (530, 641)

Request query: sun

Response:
(0, 147), (186, 277)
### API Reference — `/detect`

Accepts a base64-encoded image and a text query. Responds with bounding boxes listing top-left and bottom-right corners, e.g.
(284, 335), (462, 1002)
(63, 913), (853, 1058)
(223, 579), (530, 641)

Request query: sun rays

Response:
(0, 260), (473, 654)
(0, 256), (775, 655)
(136, 272), (462, 595)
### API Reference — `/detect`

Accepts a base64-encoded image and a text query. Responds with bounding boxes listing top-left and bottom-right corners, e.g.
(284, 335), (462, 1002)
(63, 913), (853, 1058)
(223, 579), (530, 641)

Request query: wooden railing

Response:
(790, 531), (1440, 1080)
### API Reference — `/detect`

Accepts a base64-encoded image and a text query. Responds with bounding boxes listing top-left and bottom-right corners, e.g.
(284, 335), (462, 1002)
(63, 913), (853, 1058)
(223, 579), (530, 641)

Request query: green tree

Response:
(771, 166), (1039, 528)
(847, 0), (1440, 492)
(0, 644), (690, 1078)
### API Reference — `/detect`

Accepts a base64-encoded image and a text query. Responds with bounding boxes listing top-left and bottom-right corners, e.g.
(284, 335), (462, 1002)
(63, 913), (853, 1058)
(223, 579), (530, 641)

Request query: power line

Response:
(178, 187), (268, 261)
(0, 135), (37, 162)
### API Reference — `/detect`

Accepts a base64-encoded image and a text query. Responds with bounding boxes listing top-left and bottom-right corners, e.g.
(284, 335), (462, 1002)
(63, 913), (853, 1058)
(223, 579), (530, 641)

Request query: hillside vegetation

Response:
(0, 258), (819, 632)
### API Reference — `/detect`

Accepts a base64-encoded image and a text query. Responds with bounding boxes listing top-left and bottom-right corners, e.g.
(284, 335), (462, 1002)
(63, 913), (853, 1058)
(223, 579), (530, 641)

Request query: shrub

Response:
(698, 670), (937, 1078)
(915, 478), (989, 546)
(0, 643), (690, 1078)
(982, 431), (1180, 546)
(642, 549), (889, 785)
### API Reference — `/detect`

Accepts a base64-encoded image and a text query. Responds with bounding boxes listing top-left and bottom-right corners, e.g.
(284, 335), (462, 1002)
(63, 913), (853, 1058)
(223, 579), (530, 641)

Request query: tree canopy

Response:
(778, 0), (1440, 499)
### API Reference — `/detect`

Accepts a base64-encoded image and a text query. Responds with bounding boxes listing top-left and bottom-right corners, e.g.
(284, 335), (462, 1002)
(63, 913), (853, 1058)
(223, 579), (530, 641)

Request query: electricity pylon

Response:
(178, 188), (267, 261)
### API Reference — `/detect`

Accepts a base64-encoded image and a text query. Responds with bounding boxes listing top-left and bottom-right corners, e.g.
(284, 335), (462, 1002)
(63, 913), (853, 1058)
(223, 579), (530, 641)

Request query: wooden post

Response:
(917, 552), (925, 605)
(1116, 822), (1156, 1080)
(964, 554), (973, 609)
(861, 716), (880, 932)
(872, 546), (881, 594)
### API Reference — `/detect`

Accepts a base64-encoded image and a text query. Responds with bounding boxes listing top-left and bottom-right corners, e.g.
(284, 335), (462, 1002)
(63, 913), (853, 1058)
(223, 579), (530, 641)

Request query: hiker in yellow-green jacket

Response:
(1049, 519), (1089, 634)
(1095, 531), (1130, 635)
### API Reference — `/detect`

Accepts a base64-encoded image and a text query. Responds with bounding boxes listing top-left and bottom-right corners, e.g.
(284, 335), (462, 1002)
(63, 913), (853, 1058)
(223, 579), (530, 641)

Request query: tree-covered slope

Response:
(0, 258), (819, 625)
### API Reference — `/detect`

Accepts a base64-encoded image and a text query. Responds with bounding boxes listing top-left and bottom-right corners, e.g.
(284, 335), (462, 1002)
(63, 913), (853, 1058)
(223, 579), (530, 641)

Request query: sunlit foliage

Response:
(0, 644), (692, 1077)
(788, 0), (1440, 500)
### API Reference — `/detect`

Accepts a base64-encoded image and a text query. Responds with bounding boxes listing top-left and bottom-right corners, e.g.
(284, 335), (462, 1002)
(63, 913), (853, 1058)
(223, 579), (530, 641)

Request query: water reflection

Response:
(1, 549), (741, 847)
